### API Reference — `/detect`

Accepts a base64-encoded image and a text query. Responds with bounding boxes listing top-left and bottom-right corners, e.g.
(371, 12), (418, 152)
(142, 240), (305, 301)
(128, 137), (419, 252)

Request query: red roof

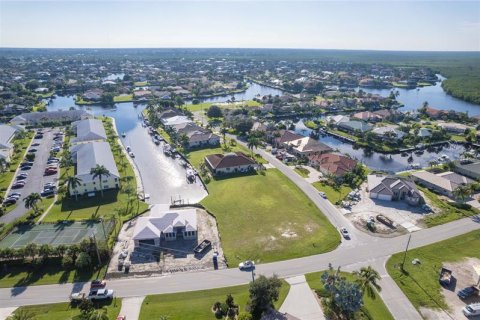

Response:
(205, 152), (256, 169)
(309, 153), (357, 176)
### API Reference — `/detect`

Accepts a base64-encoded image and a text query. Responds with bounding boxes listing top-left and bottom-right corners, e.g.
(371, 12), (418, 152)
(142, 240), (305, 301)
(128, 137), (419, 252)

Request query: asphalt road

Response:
(119, 122), (207, 205)
(0, 129), (60, 224)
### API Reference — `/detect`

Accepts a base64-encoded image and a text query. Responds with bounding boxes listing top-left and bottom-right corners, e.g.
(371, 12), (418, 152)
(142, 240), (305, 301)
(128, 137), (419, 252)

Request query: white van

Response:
(463, 303), (480, 317)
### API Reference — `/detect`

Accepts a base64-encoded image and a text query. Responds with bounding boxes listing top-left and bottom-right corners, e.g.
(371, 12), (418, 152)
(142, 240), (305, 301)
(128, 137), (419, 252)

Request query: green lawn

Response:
(328, 129), (359, 142)
(74, 97), (95, 105)
(139, 282), (289, 320)
(14, 298), (121, 320)
(199, 166), (339, 266)
(43, 118), (148, 222)
(185, 100), (260, 112)
(0, 258), (107, 288)
(312, 182), (352, 204)
(113, 94), (133, 102)
(294, 166), (310, 178)
(418, 186), (479, 227)
(0, 131), (34, 196)
(386, 230), (480, 310)
(305, 271), (394, 320)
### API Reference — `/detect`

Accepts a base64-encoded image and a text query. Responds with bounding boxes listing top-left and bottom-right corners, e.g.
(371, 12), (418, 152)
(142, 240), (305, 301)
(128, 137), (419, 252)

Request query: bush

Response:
(451, 202), (472, 210)
(75, 252), (91, 270)
(238, 313), (253, 320)
(62, 255), (74, 269)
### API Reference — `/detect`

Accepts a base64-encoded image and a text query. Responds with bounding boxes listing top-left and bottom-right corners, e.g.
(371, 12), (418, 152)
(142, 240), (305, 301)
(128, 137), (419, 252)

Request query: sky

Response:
(0, 0), (479, 51)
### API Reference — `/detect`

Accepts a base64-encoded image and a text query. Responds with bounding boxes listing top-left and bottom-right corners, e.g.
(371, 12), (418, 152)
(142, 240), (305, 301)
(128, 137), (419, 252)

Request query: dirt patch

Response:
(281, 230), (298, 238)
(419, 257), (480, 320)
(106, 207), (227, 278)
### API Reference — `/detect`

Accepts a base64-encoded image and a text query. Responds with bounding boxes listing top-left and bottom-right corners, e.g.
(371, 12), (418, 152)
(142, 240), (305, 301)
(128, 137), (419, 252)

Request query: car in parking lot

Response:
(340, 227), (350, 239)
(34, 134), (43, 139)
(28, 148), (37, 153)
(12, 181), (26, 189)
(47, 160), (59, 165)
(8, 192), (21, 199)
(44, 169), (58, 175)
(21, 162), (34, 167)
(463, 303), (480, 317)
(3, 198), (17, 206)
(238, 260), (255, 270)
(20, 166), (31, 171)
(41, 190), (55, 198)
(90, 279), (107, 289)
(31, 143), (40, 147)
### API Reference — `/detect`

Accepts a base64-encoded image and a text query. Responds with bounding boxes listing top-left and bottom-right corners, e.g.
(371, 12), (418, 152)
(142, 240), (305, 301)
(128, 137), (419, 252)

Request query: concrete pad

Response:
(280, 275), (325, 320)
(119, 296), (145, 320)
(401, 222), (421, 232)
(0, 307), (17, 320)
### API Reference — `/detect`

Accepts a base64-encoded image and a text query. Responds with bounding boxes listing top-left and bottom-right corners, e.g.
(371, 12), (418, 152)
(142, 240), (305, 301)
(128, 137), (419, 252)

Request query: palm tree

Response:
(220, 124), (228, 147)
(247, 136), (260, 157)
(66, 176), (83, 201)
(453, 184), (472, 203)
(90, 165), (111, 198)
(7, 309), (36, 320)
(353, 266), (382, 299)
(23, 193), (42, 215)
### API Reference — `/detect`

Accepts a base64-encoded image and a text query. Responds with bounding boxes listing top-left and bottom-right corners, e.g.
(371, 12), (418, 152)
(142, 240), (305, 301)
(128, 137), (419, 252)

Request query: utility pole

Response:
(91, 232), (102, 266)
(251, 269), (256, 283)
(401, 233), (412, 270)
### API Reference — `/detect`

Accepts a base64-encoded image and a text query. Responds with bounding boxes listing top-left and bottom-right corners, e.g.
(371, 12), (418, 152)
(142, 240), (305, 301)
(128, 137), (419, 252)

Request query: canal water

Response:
(358, 75), (480, 115)
(295, 120), (467, 173)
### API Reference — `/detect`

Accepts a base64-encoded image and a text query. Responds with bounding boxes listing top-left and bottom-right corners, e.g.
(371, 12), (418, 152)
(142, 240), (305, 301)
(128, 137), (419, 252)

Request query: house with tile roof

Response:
(205, 152), (257, 176)
(308, 153), (358, 177)
(284, 137), (332, 157)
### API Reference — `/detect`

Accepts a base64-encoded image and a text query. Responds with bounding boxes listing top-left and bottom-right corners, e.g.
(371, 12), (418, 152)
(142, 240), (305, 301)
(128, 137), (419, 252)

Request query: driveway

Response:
(279, 275), (325, 320)
(120, 122), (207, 205)
(0, 128), (60, 224)
(119, 296), (145, 320)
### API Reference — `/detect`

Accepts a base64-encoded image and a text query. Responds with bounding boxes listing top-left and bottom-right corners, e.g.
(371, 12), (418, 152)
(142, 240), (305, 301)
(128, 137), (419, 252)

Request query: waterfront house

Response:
(205, 152), (257, 176)
(367, 174), (421, 205)
(71, 119), (107, 144)
(69, 141), (120, 196)
(284, 137), (332, 157)
(325, 115), (349, 125)
(412, 170), (473, 198)
(132, 206), (197, 247)
(352, 111), (382, 122)
(161, 116), (192, 127)
(273, 130), (304, 148)
(308, 153), (358, 177)
(338, 120), (373, 134)
(371, 125), (406, 140)
(157, 108), (183, 120)
(454, 159), (480, 180)
(437, 122), (472, 134)
(83, 88), (104, 101)
(185, 131), (220, 148)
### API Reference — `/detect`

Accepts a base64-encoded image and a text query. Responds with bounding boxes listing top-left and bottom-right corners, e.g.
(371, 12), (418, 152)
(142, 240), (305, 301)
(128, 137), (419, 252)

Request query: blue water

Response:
(358, 75), (480, 115)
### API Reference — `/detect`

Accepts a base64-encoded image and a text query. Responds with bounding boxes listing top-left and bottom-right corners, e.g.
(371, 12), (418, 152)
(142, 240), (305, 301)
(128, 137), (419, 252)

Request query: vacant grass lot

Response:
(419, 186), (480, 227)
(15, 298), (121, 320)
(199, 166), (340, 266)
(43, 118), (148, 222)
(305, 271), (394, 320)
(185, 100), (260, 112)
(113, 94), (133, 102)
(312, 182), (352, 204)
(139, 282), (289, 320)
(386, 230), (480, 310)
(0, 257), (107, 288)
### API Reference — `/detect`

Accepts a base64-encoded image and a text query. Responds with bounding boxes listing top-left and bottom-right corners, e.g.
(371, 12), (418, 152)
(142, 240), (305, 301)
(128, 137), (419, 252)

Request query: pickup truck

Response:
(439, 267), (453, 286)
(88, 289), (114, 300)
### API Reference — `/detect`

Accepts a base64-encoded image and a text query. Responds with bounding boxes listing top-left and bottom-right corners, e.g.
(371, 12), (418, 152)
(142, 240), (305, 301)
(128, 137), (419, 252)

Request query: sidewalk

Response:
(119, 296), (145, 320)
(279, 275), (325, 320)
(0, 307), (17, 320)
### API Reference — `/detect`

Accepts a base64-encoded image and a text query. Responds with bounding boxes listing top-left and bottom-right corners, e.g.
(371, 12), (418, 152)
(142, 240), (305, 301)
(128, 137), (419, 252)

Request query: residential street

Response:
(0, 129), (60, 224)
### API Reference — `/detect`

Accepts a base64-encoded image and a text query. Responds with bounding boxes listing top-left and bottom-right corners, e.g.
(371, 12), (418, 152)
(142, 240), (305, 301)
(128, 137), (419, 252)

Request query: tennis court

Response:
(0, 220), (115, 249)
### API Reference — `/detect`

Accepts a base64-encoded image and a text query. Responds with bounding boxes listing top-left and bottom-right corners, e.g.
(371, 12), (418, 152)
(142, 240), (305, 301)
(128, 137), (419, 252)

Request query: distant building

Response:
(71, 119), (107, 144)
(69, 141), (120, 196)
(367, 174), (421, 205)
(205, 152), (257, 176)
(11, 110), (93, 127)
(0, 124), (20, 161)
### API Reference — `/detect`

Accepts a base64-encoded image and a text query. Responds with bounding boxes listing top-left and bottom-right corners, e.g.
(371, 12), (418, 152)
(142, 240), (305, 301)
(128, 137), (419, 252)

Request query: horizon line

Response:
(1, 47), (479, 53)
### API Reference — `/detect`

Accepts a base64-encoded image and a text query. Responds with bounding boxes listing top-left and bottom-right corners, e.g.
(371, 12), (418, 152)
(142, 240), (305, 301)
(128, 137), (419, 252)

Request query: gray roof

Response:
(71, 119), (107, 143)
(368, 174), (419, 196)
(70, 141), (119, 179)
(11, 110), (93, 125)
(339, 120), (373, 132)
(0, 125), (18, 149)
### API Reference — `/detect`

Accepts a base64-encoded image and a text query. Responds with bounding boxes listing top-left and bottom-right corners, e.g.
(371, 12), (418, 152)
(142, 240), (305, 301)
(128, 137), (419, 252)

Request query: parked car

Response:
(128, 152), (135, 158)
(238, 260), (255, 270)
(8, 192), (21, 199)
(463, 303), (480, 317)
(319, 192), (327, 199)
(41, 190), (55, 198)
(44, 169), (58, 175)
(47, 160), (59, 165)
(88, 289), (114, 300)
(458, 286), (479, 299)
(126, 146), (131, 152)
(48, 157), (60, 161)
(34, 134), (43, 139)
(28, 148), (37, 153)
(12, 182), (26, 189)
(3, 198), (17, 206)
(21, 162), (34, 167)
(70, 292), (85, 302)
(90, 279), (107, 289)
(340, 227), (350, 239)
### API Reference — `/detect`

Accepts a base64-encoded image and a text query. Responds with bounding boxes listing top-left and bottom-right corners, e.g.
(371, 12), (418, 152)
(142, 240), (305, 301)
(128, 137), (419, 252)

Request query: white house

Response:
(69, 141), (120, 196)
(0, 124), (20, 162)
(132, 206), (198, 247)
(161, 116), (192, 127)
(71, 119), (107, 144)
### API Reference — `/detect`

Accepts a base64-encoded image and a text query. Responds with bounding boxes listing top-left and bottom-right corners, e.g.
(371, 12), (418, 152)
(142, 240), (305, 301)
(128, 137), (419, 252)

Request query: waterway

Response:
(295, 120), (467, 173)
(358, 75), (480, 115)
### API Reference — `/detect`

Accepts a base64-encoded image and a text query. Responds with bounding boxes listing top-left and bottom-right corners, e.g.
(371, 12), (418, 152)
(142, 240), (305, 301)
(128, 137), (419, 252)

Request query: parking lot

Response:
(0, 128), (62, 224)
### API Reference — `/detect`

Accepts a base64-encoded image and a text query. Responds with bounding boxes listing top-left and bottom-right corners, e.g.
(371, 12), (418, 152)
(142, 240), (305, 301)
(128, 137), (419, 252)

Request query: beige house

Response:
(205, 152), (257, 176)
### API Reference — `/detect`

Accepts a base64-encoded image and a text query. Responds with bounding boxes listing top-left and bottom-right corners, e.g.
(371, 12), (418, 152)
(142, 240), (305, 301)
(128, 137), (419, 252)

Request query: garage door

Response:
(378, 194), (392, 201)
(139, 239), (155, 246)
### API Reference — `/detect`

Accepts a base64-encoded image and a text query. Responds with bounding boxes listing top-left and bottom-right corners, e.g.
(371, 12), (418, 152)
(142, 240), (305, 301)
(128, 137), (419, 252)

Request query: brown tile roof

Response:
(275, 130), (303, 145)
(205, 152), (256, 169)
(309, 152), (357, 176)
